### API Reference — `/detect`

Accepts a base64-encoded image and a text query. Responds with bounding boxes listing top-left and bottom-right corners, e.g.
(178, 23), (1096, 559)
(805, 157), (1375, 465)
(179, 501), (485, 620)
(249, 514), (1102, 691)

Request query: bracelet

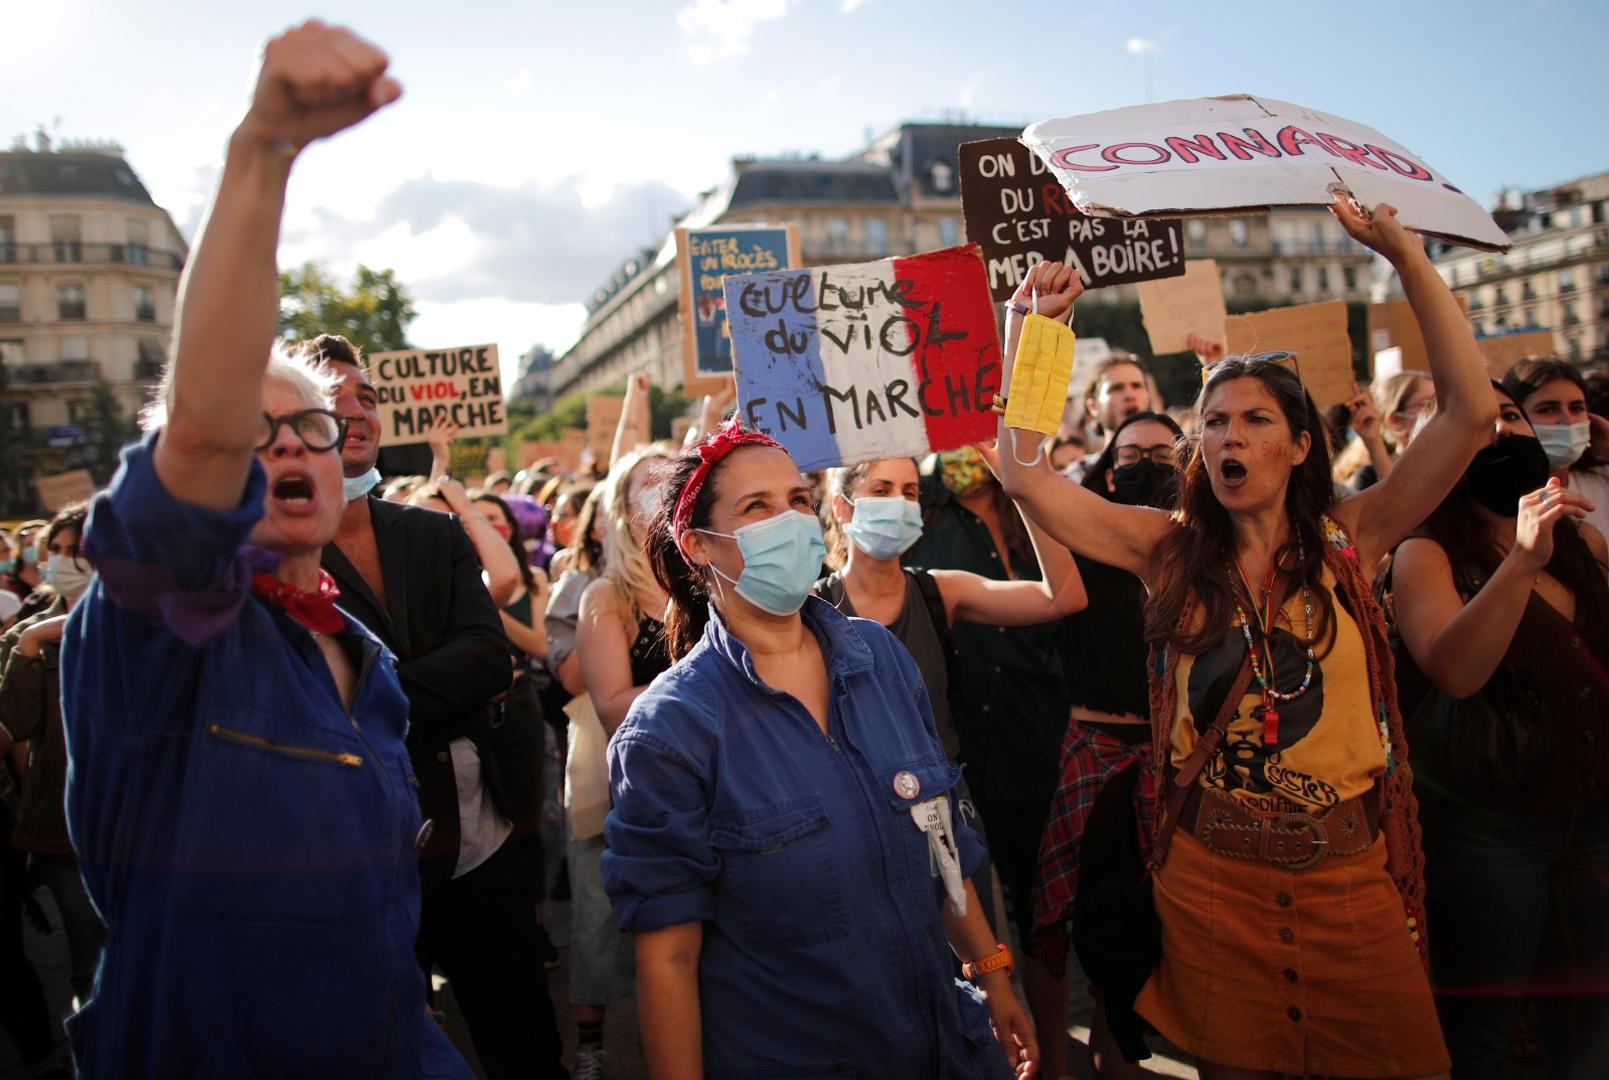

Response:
(1003, 300), (1030, 318)
(990, 393), (1008, 416)
(962, 943), (1014, 981)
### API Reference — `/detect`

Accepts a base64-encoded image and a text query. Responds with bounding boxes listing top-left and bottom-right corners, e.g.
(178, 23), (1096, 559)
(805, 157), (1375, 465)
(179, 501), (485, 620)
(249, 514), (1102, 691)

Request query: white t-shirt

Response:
(1567, 465), (1609, 544)
(450, 736), (513, 880)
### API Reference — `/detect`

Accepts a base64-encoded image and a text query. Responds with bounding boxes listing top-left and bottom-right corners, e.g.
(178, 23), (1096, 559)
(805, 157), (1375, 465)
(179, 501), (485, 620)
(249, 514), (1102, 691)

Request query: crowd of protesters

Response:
(2, 18), (1608, 1080)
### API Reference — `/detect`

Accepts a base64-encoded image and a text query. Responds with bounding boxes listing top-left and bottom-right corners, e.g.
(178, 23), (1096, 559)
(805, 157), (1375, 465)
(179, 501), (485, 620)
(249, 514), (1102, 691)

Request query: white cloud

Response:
(501, 67), (533, 93)
(1126, 36), (1159, 55)
(958, 73), (984, 110)
(677, 0), (789, 64)
(841, 0), (869, 11)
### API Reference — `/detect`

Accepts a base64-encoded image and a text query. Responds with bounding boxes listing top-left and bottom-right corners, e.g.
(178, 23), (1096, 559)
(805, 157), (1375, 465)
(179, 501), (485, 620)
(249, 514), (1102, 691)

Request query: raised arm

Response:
(1333, 202), (1497, 564)
(610, 374), (652, 472)
(993, 261), (1172, 579)
(932, 441), (1086, 625)
(686, 378), (737, 446)
(155, 22), (400, 511)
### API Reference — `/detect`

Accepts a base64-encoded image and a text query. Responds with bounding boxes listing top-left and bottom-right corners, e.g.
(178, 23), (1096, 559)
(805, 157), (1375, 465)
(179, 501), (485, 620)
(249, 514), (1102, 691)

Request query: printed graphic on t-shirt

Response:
(1186, 629), (1338, 813)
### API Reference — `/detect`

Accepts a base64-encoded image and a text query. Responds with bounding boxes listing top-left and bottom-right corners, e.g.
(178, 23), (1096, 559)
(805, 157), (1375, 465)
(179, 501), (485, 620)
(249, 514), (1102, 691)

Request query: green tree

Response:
(278, 262), (417, 354)
(511, 382), (693, 449)
(83, 380), (136, 485)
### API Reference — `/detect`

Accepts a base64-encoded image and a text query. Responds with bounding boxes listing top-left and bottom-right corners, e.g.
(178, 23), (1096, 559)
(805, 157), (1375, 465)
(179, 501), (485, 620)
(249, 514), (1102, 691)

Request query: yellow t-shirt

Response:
(1169, 564), (1383, 814)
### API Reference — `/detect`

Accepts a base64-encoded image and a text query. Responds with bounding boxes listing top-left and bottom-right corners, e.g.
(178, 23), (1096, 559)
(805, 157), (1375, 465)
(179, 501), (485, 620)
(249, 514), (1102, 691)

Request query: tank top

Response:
(630, 614), (671, 688)
(1169, 564), (1382, 815)
(502, 588), (534, 667)
(816, 569), (957, 761)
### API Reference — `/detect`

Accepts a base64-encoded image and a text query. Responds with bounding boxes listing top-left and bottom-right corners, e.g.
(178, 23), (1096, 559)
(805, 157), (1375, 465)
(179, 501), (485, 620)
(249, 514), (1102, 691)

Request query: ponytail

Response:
(645, 452), (721, 661)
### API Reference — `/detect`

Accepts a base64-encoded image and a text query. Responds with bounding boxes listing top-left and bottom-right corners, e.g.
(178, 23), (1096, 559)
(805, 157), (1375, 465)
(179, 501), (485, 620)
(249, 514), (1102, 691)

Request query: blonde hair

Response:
(139, 344), (339, 432)
(600, 445), (676, 620)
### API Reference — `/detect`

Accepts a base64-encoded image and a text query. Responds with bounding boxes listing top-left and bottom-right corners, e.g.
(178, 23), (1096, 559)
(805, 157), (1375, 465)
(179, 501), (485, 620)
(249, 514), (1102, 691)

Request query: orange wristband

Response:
(962, 943), (1013, 981)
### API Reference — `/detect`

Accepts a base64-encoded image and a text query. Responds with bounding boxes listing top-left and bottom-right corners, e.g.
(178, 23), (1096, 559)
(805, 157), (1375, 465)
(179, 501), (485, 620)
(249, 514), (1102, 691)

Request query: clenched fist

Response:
(238, 20), (401, 154)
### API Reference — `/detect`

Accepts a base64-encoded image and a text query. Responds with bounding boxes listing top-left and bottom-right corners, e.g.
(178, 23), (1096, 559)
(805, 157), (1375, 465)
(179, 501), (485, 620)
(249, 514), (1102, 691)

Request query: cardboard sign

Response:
(369, 344), (506, 446)
(723, 245), (1001, 470)
(519, 441), (564, 470)
(1136, 259), (1226, 355)
(959, 138), (1184, 300)
(33, 469), (95, 512)
(559, 427), (586, 474)
(1022, 95), (1511, 252)
(585, 395), (624, 464)
(1225, 300), (1356, 409)
(671, 417), (695, 445)
(1367, 295), (1470, 373)
(678, 225), (801, 396)
(1477, 329), (1556, 377)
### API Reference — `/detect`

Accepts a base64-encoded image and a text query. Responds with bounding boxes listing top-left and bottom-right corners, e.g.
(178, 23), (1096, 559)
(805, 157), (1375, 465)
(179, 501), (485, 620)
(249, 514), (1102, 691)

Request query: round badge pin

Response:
(893, 771), (921, 801)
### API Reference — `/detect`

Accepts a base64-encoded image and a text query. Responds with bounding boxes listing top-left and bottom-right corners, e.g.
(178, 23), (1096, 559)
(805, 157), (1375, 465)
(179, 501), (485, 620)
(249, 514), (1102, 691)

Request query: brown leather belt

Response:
(1180, 786), (1380, 872)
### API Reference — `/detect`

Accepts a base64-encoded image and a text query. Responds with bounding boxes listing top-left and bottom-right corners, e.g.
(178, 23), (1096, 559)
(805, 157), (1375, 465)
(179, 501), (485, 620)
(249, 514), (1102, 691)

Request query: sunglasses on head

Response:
(256, 409), (347, 453)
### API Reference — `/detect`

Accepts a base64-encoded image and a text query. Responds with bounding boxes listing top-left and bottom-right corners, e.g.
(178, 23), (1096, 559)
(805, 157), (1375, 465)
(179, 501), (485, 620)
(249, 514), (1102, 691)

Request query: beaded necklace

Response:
(1230, 554), (1317, 746)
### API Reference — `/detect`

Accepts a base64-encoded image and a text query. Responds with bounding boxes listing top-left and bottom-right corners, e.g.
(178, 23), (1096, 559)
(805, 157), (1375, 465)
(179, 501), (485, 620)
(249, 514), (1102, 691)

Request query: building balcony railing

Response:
(135, 305), (156, 322)
(1270, 240), (1364, 255)
(0, 306), (19, 323)
(7, 359), (103, 384)
(57, 303), (86, 320)
(133, 356), (164, 379)
(0, 242), (184, 271)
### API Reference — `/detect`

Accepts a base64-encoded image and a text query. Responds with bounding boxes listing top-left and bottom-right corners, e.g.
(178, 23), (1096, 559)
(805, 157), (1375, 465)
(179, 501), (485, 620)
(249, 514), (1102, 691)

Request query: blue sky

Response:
(9, 0), (1607, 385)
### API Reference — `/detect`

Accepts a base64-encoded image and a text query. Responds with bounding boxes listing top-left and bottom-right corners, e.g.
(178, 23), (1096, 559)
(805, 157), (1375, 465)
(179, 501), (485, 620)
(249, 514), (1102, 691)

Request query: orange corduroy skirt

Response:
(1134, 830), (1450, 1078)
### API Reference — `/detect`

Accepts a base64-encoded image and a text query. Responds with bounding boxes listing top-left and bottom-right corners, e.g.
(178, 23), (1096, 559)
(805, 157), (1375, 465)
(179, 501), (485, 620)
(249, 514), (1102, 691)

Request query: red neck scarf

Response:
(251, 570), (344, 635)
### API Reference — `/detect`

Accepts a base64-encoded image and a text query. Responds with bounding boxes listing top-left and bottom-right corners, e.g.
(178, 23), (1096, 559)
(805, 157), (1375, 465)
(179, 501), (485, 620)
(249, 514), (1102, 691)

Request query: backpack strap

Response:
(906, 567), (953, 659)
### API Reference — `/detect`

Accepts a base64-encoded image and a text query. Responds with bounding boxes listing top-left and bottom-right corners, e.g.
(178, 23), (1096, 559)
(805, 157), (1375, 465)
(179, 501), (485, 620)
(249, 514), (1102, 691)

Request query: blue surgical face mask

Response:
(843, 495), (923, 561)
(343, 466), (382, 503)
(1535, 421), (1590, 471)
(699, 510), (827, 617)
(20, 547), (39, 568)
(0, 558), (12, 575)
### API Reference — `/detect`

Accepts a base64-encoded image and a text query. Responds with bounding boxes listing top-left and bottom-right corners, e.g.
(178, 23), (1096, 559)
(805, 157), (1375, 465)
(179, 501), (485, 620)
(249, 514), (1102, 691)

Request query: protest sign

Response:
(1136, 259), (1226, 355)
(1373, 347), (1404, 381)
(959, 138), (1185, 300)
(671, 417), (695, 445)
(368, 344), (506, 446)
(723, 245), (1001, 470)
(33, 469), (95, 512)
(1367, 295), (1470, 372)
(1022, 96), (1510, 252)
(678, 224), (801, 396)
(586, 395), (624, 464)
(1225, 300), (1356, 409)
(1477, 329), (1556, 377)
(519, 441), (564, 470)
(559, 428), (586, 474)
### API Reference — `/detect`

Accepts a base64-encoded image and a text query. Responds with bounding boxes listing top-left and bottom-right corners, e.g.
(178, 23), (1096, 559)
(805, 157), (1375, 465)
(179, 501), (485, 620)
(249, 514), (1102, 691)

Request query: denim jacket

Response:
(602, 598), (1011, 1079)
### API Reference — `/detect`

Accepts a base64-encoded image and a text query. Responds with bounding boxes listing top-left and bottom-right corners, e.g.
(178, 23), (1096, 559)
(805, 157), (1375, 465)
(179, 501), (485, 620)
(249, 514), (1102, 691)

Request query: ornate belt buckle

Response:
(1275, 813), (1328, 872)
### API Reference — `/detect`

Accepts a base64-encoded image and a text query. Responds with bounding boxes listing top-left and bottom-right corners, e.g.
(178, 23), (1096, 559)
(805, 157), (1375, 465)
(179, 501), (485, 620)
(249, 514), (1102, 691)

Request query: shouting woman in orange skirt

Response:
(996, 198), (1493, 1079)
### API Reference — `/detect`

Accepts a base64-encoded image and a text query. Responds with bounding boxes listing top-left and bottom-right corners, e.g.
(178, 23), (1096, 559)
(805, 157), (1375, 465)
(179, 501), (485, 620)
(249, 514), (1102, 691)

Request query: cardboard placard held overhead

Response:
(723, 245), (1001, 471)
(1477, 329), (1557, 377)
(678, 224), (801, 397)
(1367, 295), (1470, 373)
(1373, 347), (1404, 381)
(1225, 300), (1356, 409)
(585, 395), (624, 465)
(958, 138), (1185, 300)
(559, 427), (587, 474)
(33, 469), (95, 513)
(368, 344), (506, 446)
(518, 441), (564, 470)
(1136, 259), (1226, 355)
(1021, 95), (1511, 252)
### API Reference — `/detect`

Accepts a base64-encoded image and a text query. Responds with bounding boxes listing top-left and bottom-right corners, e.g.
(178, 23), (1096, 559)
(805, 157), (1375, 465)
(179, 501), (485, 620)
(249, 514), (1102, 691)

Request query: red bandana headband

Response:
(671, 421), (785, 545)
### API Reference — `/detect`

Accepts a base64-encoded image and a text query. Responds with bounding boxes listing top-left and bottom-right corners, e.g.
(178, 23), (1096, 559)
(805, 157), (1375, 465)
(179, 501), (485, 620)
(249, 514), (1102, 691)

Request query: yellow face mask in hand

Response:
(1004, 311), (1076, 466)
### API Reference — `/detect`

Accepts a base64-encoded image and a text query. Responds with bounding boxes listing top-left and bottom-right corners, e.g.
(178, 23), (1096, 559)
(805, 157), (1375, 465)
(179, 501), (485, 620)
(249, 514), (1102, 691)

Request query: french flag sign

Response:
(722, 245), (1002, 470)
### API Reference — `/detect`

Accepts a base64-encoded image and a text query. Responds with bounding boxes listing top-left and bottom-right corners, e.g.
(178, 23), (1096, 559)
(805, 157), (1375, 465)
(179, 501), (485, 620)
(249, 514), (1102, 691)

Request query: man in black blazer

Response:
(311, 335), (567, 1079)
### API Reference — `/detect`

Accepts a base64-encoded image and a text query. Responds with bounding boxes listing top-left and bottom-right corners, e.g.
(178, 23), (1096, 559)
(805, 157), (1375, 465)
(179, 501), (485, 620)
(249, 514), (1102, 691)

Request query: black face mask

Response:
(1465, 434), (1550, 517)
(1109, 459), (1177, 508)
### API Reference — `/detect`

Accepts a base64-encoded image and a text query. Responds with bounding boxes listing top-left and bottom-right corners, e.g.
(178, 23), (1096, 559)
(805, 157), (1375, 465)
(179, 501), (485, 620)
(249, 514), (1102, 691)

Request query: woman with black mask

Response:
(1390, 383), (1609, 1078)
(1030, 409), (1182, 1077)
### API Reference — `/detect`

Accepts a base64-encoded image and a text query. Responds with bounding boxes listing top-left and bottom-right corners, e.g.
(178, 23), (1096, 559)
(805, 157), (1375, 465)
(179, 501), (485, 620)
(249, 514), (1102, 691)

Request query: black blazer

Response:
(322, 497), (511, 888)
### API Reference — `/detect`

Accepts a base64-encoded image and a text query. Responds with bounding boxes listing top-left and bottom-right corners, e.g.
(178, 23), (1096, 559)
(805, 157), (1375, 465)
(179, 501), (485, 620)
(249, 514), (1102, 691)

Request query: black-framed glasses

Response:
(256, 409), (347, 452)
(1113, 444), (1176, 467)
